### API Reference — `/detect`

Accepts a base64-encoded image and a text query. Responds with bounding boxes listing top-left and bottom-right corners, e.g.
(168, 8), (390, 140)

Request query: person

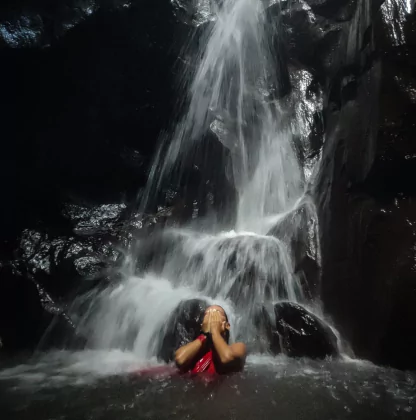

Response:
(174, 305), (246, 374)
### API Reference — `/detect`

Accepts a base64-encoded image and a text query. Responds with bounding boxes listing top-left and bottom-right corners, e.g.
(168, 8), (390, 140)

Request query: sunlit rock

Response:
(62, 203), (127, 236)
(19, 228), (120, 296)
(381, 0), (414, 46)
(171, 0), (215, 26)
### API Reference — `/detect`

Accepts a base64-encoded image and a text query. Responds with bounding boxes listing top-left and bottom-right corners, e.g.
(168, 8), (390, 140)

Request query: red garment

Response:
(191, 348), (217, 374)
(189, 334), (217, 374)
(131, 334), (217, 378)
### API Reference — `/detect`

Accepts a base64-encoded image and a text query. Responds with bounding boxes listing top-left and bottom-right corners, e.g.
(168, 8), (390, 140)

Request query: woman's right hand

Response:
(201, 311), (212, 333)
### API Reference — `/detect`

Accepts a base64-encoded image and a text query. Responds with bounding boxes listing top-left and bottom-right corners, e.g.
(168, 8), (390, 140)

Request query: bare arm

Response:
(174, 337), (205, 369)
(175, 311), (211, 369)
(211, 330), (246, 365)
(211, 312), (246, 369)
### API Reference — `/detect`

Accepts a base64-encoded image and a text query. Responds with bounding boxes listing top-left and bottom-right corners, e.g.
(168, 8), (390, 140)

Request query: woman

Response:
(175, 305), (246, 374)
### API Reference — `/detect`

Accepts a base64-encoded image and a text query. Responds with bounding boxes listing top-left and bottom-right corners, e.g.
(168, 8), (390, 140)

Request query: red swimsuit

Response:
(191, 348), (217, 374)
(190, 334), (217, 374)
(132, 334), (217, 378)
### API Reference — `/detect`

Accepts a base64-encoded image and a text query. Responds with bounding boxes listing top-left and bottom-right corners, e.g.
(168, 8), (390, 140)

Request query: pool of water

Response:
(0, 351), (415, 420)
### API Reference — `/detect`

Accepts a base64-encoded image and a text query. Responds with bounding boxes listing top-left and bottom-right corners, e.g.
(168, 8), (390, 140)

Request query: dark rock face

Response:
(274, 302), (338, 359)
(312, 0), (416, 370)
(0, 0), (196, 353)
(250, 306), (281, 355)
(0, 0), (181, 242)
(157, 299), (207, 363)
(267, 202), (321, 300)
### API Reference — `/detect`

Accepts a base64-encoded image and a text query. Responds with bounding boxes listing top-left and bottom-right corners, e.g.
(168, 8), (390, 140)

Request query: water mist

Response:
(71, 0), (324, 359)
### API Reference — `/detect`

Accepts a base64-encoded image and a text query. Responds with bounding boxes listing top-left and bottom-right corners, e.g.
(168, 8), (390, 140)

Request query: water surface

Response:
(1, 352), (414, 420)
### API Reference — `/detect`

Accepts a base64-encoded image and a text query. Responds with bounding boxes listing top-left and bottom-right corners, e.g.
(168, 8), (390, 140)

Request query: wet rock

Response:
(304, 0), (359, 21)
(0, 1), (134, 48)
(138, 231), (302, 307)
(316, 0), (416, 370)
(0, 0), (180, 243)
(62, 203), (128, 236)
(285, 67), (325, 177)
(134, 229), (189, 274)
(274, 302), (338, 359)
(279, 1), (343, 77)
(171, 0), (216, 26)
(0, 14), (44, 48)
(223, 239), (291, 308)
(267, 202), (321, 299)
(250, 306), (281, 355)
(19, 228), (120, 296)
(157, 299), (208, 363)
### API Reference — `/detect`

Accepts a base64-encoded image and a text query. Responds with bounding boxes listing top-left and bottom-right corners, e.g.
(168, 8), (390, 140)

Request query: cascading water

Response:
(142, 0), (305, 233)
(71, 0), (325, 360)
(4, 2), (416, 418)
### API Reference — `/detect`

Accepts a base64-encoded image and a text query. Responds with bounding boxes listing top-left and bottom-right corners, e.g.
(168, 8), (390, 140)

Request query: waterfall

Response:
(140, 0), (304, 232)
(70, 0), (323, 359)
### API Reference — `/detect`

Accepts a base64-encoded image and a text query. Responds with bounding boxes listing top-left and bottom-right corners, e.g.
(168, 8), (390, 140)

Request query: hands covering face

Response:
(201, 309), (227, 334)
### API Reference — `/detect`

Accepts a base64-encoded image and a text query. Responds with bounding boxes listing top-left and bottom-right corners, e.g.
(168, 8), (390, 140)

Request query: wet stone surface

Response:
(274, 302), (338, 359)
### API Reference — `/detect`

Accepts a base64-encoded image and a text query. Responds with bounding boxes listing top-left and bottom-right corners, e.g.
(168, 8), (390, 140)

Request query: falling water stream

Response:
(1, 1), (415, 419)
(78, 0), (318, 359)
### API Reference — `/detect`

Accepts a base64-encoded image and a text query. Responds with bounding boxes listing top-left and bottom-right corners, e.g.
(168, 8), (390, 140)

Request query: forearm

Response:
(174, 338), (204, 368)
(211, 330), (235, 364)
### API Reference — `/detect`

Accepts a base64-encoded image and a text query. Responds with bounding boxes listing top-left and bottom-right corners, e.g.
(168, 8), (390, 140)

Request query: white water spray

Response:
(72, 0), (323, 358)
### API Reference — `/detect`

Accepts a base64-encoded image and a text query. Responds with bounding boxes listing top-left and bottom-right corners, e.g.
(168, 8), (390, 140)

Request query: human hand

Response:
(209, 310), (226, 334)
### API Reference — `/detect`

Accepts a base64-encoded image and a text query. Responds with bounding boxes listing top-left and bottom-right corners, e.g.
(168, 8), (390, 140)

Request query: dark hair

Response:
(217, 306), (229, 323)
(217, 306), (230, 343)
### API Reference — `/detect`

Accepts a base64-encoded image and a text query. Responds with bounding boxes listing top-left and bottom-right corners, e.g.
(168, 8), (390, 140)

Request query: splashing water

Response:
(141, 0), (304, 231)
(70, 0), (325, 359)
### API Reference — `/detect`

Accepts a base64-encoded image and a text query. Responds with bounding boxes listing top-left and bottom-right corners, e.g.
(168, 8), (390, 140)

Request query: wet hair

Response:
(219, 307), (229, 325)
(217, 307), (230, 343)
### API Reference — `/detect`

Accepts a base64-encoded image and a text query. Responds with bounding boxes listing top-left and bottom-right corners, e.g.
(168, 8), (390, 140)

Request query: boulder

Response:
(267, 202), (321, 299)
(316, 1), (416, 369)
(18, 228), (120, 297)
(274, 302), (338, 359)
(251, 306), (281, 355)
